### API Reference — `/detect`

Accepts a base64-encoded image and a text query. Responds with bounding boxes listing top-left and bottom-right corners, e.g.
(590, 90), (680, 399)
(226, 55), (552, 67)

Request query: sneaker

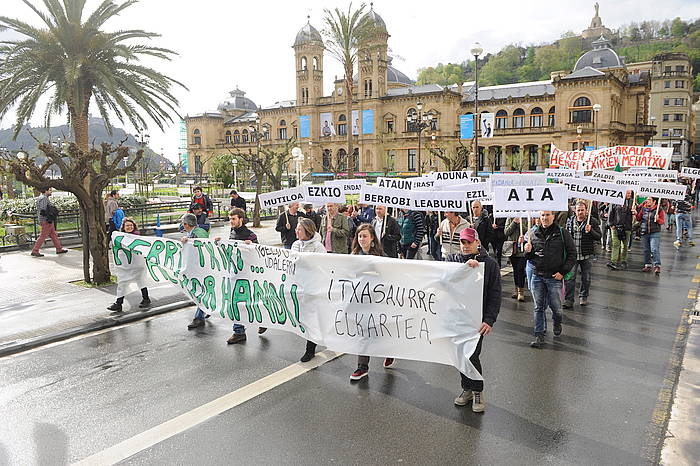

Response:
(187, 318), (205, 329)
(138, 298), (151, 308)
(553, 322), (562, 336)
(579, 298), (588, 306)
(562, 301), (573, 309)
(383, 358), (395, 368)
(606, 261), (616, 270)
(30, 252), (44, 257)
(674, 240), (681, 250)
(257, 327), (267, 334)
(654, 266), (661, 276)
(530, 335), (545, 348)
(300, 351), (315, 363)
(642, 265), (652, 272)
(690, 241), (696, 247)
(511, 291), (518, 299)
(107, 303), (122, 312)
(472, 391), (485, 413)
(350, 367), (368, 381)
(56, 249), (68, 254)
(620, 261), (628, 270)
(227, 333), (247, 344)
(517, 289), (525, 302)
(454, 390), (473, 406)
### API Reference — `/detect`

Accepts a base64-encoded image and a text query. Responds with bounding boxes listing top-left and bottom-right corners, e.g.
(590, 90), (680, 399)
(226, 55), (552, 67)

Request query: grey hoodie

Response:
(291, 232), (327, 253)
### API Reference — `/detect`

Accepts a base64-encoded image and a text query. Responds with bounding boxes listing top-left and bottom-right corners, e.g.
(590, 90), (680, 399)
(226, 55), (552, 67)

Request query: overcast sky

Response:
(2, 0), (699, 161)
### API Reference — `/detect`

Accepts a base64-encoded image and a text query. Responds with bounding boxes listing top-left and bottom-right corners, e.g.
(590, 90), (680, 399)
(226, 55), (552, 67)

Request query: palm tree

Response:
(322, 3), (376, 179)
(0, 0), (184, 283)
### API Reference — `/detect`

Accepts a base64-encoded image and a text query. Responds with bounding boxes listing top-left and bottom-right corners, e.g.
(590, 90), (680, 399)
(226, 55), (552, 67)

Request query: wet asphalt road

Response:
(0, 227), (696, 465)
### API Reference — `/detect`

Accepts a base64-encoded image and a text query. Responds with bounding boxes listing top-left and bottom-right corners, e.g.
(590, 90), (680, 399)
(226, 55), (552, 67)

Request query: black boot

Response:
(139, 287), (151, 308)
(300, 341), (317, 362)
(108, 296), (124, 312)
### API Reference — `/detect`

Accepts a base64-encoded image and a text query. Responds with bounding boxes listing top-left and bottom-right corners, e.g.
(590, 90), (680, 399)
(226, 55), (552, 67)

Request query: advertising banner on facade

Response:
(480, 113), (494, 138)
(352, 110), (360, 136)
(299, 115), (311, 138)
(362, 109), (374, 135)
(320, 113), (336, 137)
(460, 114), (473, 139)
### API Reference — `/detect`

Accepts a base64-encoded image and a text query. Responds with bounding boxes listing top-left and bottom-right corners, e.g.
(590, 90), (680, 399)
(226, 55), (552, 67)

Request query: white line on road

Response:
(72, 350), (343, 466)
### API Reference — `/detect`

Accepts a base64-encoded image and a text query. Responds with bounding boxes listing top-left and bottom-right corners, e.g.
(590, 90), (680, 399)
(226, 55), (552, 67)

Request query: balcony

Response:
(657, 70), (690, 78)
(493, 126), (556, 136)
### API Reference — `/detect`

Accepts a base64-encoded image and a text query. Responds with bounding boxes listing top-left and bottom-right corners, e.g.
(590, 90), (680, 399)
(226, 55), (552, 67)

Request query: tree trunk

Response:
(78, 204), (91, 282)
(345, 69), (354, 179)
(77, 193), (111, 284)
(252, 172), (264, 227)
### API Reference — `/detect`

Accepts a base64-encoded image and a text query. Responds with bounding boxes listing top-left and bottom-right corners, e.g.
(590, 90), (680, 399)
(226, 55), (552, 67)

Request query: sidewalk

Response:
(0, 219), (282, 356)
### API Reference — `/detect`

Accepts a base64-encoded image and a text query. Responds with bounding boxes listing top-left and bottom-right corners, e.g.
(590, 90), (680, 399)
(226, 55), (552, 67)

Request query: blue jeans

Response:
(194, 308), (245, 333)
(526, 260), (535, 290)
(642, 232), (661, 266)
(532, 275), (563, 336)
(564, 259), (592, 302)
(676, 213), (693, 244)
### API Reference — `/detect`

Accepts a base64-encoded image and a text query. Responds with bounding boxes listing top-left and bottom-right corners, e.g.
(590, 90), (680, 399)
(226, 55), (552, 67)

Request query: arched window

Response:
(193, 129), (200, 134)
(225, 130), (232, 144)
(513, 108), (525, 128)
(406, 108), (417, 132)
(571, 97), (592, 123)
(262, 124), (271, 140)
(323, 149), (332, 171)
(428, 111), (438, 131)
(313, 56), (319, 70)
(193, 128), (201, 145)
(530, 107), (543, 127)
(337, 114), (347, 136)
(338, 114), (346, 121)
(278, 120), (287, 140)
(242, 129), (249, 143)
(529, 146), (538, 170)
(233, 130), (240, 144)
(300, 56), (307, 71)
(548, 106), (556, 126)
(337, 148), (348, 172)
(495, 110), (507, 129)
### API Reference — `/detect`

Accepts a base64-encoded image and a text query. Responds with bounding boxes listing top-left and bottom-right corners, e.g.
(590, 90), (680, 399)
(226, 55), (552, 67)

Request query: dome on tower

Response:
(217, 87), (257, 112)
(294, 19), (323, 46)
(573, 35), (623, 71)
(362, 4), (387, 32)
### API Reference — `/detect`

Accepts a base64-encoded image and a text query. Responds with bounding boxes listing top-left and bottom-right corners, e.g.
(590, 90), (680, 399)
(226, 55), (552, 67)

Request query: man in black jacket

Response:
(471, 201), (493, 251)
(371, 205), (401, 258)
(525, 210), (576, 348)
(275, 202), (300, 248)
(229, 190), (247, 211)
(447, 228), (501, 413)
(607, 190), (634, 270)
(564, 201), (601, 308)
(300, 203), (321, 231)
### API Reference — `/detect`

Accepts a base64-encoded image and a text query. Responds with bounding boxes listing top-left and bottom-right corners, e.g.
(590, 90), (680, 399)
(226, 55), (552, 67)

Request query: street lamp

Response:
(576, 125), (583, 150)
(650, 115), (656, 146)
(17, 151), (27, 197)
(470, 42), (484, 173)
(232, 157), (239, 190)
(292, 147), (305, 187)
(406, 100), (434, 176)
(592, 103), (601, 149)
(135, 128), (150, 194)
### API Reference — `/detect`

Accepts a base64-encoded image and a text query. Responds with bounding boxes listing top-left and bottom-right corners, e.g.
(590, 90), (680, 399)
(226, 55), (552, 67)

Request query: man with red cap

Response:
(446, 227), (502, 413)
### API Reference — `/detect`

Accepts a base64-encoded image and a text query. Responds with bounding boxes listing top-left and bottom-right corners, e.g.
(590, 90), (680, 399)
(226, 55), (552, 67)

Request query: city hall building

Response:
(185, 6), (682, 179)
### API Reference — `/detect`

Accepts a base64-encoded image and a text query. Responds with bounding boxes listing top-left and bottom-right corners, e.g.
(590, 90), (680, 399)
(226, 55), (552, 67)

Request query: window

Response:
(674, 114), (684, 121)
(386, 150), (396, 171)
(352, 148), (359, 171)
(548, 106), (555, 126)
(313, 56), (319, 70)
(323, 149), (332, 171)
(495, 110), (508, 129)
(406, 108), (417, 132)
(233, 130), (240, 143)
(673, 144), (681, 155)
(512, 108), (525, 128)
(675, 98), (685, 106)
(408, 149), (416, 172)
(301, 88), (309, 105)
(193, 128), (201, 145)
(194, 155), (202, 174)
(675, 80), (685, 88)
(673, 128), (683, 137)
(337, 148), (347, 171)
(478, 147), (485, 172)
(386, 119), (394, 133)
(300, 56), (307, 70)
(242, 129), (249, 143)
(663, 114), (670, 121)
(494, 147), (502, 171)
(510, 146), (520, 170)
(337, 114), (347, 135)
(225, 130), (232, 144)
(529, 146), (538, 171)
(662, 129), (669, 137)
(364, 79), (373, 98)
(676, 65), (685, 72)
(278, 127), (287, 139)
(664, 98), (670, 106)
(262, 125), (271, 140)
(664, 66), (672, 73)
(429, 113), (438, 131)
(530, 107), (543, 127)
(664, 80), (671, 88)
(570, 96), (592, 123)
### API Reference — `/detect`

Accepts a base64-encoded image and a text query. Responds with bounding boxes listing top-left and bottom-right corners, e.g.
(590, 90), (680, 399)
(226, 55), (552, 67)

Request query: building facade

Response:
(185, 7), (656, 179)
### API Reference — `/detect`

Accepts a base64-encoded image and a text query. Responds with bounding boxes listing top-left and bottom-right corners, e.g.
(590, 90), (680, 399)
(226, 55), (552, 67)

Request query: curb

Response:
(0, 299), (194, 358)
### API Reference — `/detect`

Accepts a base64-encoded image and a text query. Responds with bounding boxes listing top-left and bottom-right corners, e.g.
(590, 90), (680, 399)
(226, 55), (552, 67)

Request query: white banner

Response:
(614, 176), (641, 188)
(303, 185), (345, 204)
(359, 185), (468, 212)
(325, 179), (366, 195)
(561, 177), (627, 206)
(376, 177), (413, 191)
(257, 187), (305, 209)
(545, 168), (578, 179)
(411, 178), (437, 191)
(490, 173), (547, 187)
(480, 113), (495, 138)
(591, 169), (622, 182)
(112, 233), (484, 379)
(648, 169), (678, 180)
(550, 144), (672, 170)
(493, 209), (536, 219)
(638, 182), (687, 201)
(358, 185), (412, 210)
(681, 167), (700, 179)
(433, 171), (475, 187)
(494, 185), (569, 212)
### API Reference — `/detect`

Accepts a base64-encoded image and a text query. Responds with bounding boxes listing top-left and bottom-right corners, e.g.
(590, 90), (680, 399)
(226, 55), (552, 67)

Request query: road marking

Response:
(693, 276), (700, 283)
(73, 350), (343, 466)
(688, 290), (697, 299)
(696, 264), (700, 270)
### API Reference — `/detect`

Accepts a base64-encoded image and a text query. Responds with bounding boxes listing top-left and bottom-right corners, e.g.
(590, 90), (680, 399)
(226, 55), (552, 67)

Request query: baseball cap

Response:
(459, 228), (479, 242)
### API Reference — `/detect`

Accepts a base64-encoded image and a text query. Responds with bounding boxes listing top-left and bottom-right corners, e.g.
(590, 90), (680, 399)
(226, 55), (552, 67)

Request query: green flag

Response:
(614, 162), (622, 172)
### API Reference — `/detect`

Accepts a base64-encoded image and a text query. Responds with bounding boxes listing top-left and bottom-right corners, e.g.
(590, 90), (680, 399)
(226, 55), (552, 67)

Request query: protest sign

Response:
(376, 177), (413, 191)
(492, 209), (536, 219)
(411, 178), (437, 191)
(545, 168), (578, 179)
(591, 169), (622, 182)
(303, 185), (345, 204)
(325, 179), (366, 195)
(681, 167), (700, 179)
(358, 185), (412, 210)
(647, 169), (678, 180)
(550, 145), (672, 170)
(111, 233), (485, 379)
(257, 187), (305, 209)
(638, 182), (687, 201)
(490, 173), (547, 187)
(494, 184), (568, 212)
(614, 176), (641, 188)
(433, 171), (475, 187)
(561, 177), (627, 206)
(410, 190), (468, 212)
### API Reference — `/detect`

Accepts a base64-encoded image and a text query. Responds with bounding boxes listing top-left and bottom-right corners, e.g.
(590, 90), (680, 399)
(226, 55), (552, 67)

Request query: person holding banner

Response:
(397, 209), (425, 260)
(447, 228), (501, 413)
(564, 202), (602, 308)
(182, 214), (214, 330)
(607, 190), (635, 270)
(320, 203), (349, 254)
(349, 224), (395, 381)
(438, 211), (470, 260)
(371, 205), (401, 258)
(673, 189), (695, 250)
(107, 218), (150, 312)
(470, 201), (493, 255)
(636, 198), (665, 275)
(276, 202), (301, 249)
(524, 211), (576, 348)
(504, 217), (527, 302)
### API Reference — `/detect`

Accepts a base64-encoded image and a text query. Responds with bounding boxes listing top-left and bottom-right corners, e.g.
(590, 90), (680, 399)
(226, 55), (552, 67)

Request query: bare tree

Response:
(427, 140), (470, 172)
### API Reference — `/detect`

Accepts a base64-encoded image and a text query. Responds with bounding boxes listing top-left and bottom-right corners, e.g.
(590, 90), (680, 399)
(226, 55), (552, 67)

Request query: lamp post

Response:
(232, 157), (239, 191)
(592, 103), (601, 149)
(17, 151), (27, 198)
(292, 147), (305, 187)
(136, 128), (150, 195)
(650, 115), (656, 146)
(470, 42), (483, 173)
(406, 100), (434, 176)
(576, 124), (583, 149)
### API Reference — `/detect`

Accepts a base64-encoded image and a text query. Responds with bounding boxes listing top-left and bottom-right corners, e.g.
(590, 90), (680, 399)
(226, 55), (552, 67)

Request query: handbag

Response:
(502, 240), (517, 257)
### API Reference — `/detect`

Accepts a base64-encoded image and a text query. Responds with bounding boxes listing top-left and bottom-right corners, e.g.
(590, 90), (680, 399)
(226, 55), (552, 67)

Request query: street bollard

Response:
(155, 213), (163, 238)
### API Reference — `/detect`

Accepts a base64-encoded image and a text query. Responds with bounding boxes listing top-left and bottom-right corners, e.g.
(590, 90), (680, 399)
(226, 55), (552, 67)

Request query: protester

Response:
(104, 190), (119, 235)
(524, 211), (576, 348)
(504, 217), (527, 302)
(636, 197), (665, 275)
(447, 228), (501, 413)
(214, 208), (260, 343)
(339, 205), (357, 249)
(183, 213), (213, 330)
(673, 189), (695, 249)
(107, 218), (150, 312)
(397, 209), (425, 259)
(564, 201), (602, 308)
(191, 186), (213, 215)
(355, 203), (376, 224)
(663, 198), (675, 232)
(320, 202), (349, 254)
(437, 211), (470, 260)
(349, 224), (394, 380)
(599, 202), (611, 252)
(470, 201), (492, 253)
(291, 217), (327, 362)
(30, 187), (68, 257)
(189, 203), (211, 231)
(371, 205), (401, 258)
(229, 190), (246, 211)
(425, 211), (442, 261)
(300, 203), (321, 231)
(489, 217), (506, 267)
(112, 206), (125, 232)
(275, 202), (300, 249)
(607, 190), (634, 270)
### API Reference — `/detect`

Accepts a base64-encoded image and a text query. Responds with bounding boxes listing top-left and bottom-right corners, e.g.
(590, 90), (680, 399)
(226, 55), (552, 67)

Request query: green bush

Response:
(0, 194), (147, 219)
